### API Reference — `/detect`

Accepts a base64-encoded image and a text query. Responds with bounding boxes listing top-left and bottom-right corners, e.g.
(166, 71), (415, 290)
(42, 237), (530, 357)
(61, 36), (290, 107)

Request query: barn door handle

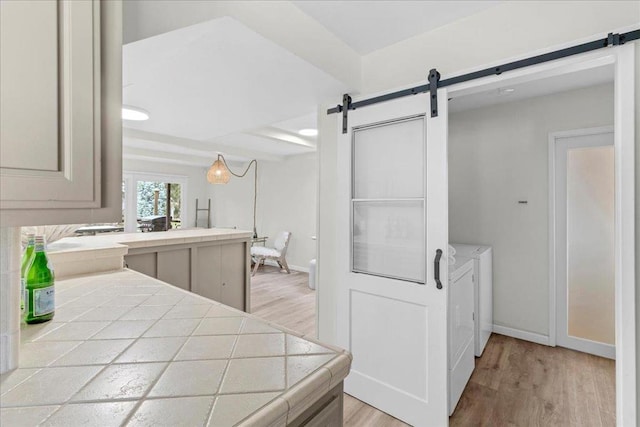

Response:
(434, 249), (443, 289)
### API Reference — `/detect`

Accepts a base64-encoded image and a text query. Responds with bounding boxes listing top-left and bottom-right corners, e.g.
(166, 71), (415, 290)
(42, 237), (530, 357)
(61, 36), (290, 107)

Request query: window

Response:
(123, 172), (188, 233)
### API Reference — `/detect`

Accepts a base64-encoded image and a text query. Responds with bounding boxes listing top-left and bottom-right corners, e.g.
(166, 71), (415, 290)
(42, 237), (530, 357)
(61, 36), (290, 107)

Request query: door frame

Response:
(548, 126), (615, 358)
(446, 43), (635, 425)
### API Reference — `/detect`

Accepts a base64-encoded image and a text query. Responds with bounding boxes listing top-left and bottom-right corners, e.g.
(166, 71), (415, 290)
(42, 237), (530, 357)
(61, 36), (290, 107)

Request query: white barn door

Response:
(336, 91), (449, 426)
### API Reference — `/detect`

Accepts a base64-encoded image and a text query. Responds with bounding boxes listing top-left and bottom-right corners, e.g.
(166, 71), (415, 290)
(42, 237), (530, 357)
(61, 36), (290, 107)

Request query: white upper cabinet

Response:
(0, 0), (122, 227)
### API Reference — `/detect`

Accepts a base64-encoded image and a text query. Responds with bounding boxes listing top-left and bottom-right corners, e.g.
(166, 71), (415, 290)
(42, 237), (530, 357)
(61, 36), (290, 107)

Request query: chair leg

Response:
(252, 258), (261, 276)
(280, 257), (290, 274)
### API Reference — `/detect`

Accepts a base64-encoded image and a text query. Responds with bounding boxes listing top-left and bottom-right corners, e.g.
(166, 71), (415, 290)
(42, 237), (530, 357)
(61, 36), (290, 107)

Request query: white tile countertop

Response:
(46, 229), (255, 279)
(49, 228), (253, 253)
(0, 269), (351, 426)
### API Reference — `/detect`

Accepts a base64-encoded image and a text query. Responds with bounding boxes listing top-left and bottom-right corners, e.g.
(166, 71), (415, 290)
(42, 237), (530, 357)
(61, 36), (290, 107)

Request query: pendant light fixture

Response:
(207, 154), (258, 238)
(206, 155), (231, 184)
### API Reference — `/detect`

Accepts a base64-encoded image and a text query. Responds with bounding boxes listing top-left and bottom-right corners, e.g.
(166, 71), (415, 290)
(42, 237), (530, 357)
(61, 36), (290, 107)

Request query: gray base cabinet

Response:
(125, 239), (250, 311)
(288, 383), (344, 426)
(158, 249), (191, 292)
(125, 253), (157, 279)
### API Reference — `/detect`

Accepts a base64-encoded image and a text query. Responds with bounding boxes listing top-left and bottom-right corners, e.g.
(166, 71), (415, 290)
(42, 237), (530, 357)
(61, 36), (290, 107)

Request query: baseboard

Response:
(262, 259), (309, 273)
(492, 324), (550, 346)
(289, 264), (309, 273)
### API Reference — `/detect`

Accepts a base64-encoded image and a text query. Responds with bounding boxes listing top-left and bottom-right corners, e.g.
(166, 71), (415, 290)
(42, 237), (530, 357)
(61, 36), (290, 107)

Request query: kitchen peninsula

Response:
(47, 229), (252, 312)
(0, 269), (351, 426)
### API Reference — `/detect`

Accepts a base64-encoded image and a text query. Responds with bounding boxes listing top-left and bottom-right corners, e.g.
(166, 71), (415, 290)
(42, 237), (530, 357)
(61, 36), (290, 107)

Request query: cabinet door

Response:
(1, 0), (101, 209)
(157, 249), (191, 291)
(0, 0), (122, 227)
(194, 246), (222, 302)
(126, 253), (157, 279)
(219, 243), (247, 311)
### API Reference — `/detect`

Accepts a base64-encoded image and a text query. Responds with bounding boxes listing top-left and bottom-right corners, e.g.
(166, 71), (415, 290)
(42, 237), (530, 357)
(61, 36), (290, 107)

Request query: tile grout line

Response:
(34, 315), (166, 424)
(4, 270), (344, 425)
(3, 282), (141, 398)
(203, 317), (245, 426)
(102, 289), (215, 426)
(29, 284), (184, 424)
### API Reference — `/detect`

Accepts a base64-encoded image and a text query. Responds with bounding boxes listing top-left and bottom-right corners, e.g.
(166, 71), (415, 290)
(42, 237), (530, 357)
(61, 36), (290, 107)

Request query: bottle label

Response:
(33, 285), (55, 316)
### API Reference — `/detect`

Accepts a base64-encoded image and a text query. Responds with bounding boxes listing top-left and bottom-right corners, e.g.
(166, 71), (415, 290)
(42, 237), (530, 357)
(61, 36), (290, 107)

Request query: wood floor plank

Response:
(344, 394), (410, 427)
(250, 268), (615, 426)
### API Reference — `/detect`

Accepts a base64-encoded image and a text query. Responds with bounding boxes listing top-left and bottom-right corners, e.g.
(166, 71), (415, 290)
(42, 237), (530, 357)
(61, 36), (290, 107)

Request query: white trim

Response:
(613, 43), (636, 425)
(492, 325), (550, 347)
(445, 44), (635, 427)
(548, 126), (615, 139)
(289, 265), (310, 274)
(548, 125), (615, 350)
(261, 259), (310, 273)
(548, 133), (556, 348)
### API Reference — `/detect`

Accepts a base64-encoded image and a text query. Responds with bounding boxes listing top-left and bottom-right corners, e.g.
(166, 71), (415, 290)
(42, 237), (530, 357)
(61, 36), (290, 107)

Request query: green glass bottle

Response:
(20, 234), (36, 312)
(24, 236), (55, 324)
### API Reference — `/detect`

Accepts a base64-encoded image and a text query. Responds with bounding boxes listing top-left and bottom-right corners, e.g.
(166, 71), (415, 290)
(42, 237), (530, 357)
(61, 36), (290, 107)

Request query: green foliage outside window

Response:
(136, 181), (181, 222)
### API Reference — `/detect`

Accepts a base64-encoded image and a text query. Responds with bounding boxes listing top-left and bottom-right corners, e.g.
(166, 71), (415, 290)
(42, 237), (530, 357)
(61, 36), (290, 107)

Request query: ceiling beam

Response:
(123, 147), (212, 167)
(244, 127), (316, 149)
(123, 128), (284, 162)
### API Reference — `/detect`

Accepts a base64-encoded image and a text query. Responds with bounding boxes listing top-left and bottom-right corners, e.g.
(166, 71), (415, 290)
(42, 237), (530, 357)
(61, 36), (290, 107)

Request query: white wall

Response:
(448, 83), (614, 337)
(209, 154), (318, 271)
(123, 158), (209, 228)
(361, 1), (639, 93)
(318, 1), (639, 347)
(208, 160), (255, 230)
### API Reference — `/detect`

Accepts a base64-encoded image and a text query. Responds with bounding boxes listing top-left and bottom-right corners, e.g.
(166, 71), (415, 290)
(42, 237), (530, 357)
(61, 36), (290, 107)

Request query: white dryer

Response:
(451, 244), (493, 357)
(448, 257), (474, 415)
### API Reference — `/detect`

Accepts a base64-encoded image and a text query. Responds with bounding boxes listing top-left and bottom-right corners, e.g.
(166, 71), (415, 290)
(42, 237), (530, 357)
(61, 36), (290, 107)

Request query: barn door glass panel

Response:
(352, 116), (426, 283)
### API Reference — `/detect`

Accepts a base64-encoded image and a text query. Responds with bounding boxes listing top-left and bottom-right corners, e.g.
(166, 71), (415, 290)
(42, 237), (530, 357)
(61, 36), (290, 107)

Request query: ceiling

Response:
(449, 64), (614, 113)
(123, 1), (507, 165)
(123, 16), (343, 163)
(292, 1), (501, 55)
(126, 0), (611, 165)
(271, 113), (318, 137)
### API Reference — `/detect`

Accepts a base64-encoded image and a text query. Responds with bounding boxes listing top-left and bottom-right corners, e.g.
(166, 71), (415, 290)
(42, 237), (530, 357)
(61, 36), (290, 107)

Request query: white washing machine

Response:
(451, 243), (493, 357)
(448, 256), (475, 415)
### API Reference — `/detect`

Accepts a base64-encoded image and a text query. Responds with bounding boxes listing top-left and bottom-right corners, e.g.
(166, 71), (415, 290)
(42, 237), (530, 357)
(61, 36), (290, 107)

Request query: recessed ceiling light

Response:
(498, 88), (516, 96)
(299, 128), (318, 137)
(122, 105), (150, 121)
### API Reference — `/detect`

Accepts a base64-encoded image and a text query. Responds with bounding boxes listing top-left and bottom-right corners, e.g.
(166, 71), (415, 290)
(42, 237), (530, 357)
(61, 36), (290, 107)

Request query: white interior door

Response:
(336, 92), (449, 426)
(554, 128), (615, 359)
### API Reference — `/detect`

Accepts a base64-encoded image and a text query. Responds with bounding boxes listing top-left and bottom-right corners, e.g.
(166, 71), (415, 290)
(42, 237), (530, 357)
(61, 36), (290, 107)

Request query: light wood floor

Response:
(250, 265), (316, 336)
(250, 266), (615, 427)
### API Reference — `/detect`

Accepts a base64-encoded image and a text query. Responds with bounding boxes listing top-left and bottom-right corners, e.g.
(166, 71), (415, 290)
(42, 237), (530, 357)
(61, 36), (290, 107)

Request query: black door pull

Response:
(434, 249), (443, 289)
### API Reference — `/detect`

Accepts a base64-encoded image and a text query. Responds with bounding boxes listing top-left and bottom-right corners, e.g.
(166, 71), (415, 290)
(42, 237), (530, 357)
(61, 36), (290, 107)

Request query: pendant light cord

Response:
(218, 155), (258, 237)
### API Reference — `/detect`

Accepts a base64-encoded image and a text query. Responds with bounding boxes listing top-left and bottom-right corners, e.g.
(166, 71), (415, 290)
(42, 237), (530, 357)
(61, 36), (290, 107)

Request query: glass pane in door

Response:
(353, 117), (424, 199)
(566, 146), (615, 344)
(353, 201), (425, 283)
(352, 116), (425, 283)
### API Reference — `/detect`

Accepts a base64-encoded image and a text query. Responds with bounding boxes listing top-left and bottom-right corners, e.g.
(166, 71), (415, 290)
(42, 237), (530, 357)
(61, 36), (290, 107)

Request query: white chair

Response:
(251, 231), (291, 276)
